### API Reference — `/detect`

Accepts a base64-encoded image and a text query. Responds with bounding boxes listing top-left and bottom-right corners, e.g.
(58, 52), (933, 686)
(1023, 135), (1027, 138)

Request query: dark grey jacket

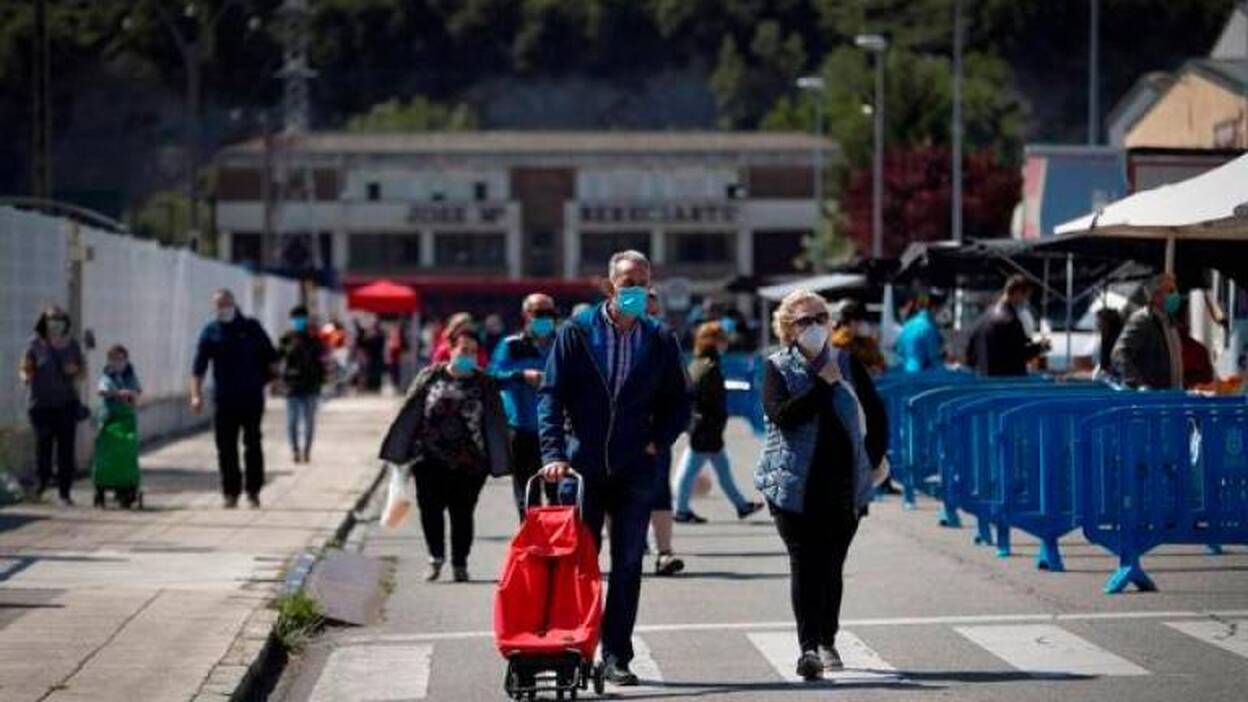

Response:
(378, 364), (512, 477)
(1111, 307), (1178, 389)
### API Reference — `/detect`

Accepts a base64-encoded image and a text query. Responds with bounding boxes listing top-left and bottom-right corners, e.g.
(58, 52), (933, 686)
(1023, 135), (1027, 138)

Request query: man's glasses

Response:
(793, 312), (829, 328)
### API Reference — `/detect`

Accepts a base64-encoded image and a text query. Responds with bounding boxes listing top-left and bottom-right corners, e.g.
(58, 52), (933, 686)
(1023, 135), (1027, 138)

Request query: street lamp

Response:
(855, 33), (888, 259)
(796, 75), (826, 271)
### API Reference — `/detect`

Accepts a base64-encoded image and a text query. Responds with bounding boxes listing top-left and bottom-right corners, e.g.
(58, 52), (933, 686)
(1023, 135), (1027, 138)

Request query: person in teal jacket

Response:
(894, 296), (945, 372)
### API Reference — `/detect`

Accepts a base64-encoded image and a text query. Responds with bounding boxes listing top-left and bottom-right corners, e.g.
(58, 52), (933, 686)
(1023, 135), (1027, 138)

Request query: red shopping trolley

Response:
(494, 471), (605, 700)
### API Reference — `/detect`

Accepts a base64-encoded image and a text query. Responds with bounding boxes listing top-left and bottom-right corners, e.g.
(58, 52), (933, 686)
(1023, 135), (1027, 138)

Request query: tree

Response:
(345, 98), (480, 132)
(841, 146), (1021, 258)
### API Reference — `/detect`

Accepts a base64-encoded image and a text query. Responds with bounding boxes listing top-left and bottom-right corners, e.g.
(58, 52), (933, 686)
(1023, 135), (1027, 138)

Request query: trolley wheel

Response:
(117, 488), (134, 510)
(93, 488), (106, 509)
(135, 491), (144, 510)
(592, 663), (605, 695)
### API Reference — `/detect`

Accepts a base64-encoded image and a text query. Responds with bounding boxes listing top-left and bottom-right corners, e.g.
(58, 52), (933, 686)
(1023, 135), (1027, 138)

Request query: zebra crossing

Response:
(306, 618), (1248, 700)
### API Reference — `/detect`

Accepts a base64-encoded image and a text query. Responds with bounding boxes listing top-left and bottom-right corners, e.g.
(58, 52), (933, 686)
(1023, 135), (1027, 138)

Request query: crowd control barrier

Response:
(882, 369), (1248, 594)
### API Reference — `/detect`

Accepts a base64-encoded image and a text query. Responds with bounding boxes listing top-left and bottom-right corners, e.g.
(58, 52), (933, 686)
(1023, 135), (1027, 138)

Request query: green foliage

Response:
(345, 97), (480, 133)
(272, 590), (325, 653)
(709, 20), (807, 128)
(762, 45), (1025, 167)
(128, 190), (201, 248)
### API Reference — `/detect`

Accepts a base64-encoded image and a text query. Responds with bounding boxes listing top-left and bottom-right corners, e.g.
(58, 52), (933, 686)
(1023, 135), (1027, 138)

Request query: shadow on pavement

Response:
(0, 513), (49, 535)
(0, 553), (128, 583)
(141, 466), (293, 494)
(605, 669), (1092, 698)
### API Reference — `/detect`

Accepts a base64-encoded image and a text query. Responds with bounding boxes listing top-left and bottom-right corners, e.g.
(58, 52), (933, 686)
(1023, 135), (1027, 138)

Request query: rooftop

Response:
(220, 130), (839, 157)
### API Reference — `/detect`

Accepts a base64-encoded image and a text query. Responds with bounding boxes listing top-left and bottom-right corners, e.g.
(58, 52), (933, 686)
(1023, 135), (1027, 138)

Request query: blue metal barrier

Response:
(1079, 401), (1248, 593)
(718, 352), (765, 436)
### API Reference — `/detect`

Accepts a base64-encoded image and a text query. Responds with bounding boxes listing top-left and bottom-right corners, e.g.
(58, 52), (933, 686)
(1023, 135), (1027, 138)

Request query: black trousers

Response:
(510, 430), (557, 520)
(413, 466), (488, 567)
(770, 503), (859, 653)
(214, 401), (265, 498)
(28, 405), (77, 497)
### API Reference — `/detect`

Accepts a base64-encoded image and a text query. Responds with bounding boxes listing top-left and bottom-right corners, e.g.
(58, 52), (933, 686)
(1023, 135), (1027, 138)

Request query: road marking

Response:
(340, 609), (1248, 644)
(1165, 620), (1248, 660)
(309, 643), (433, 701)
(747, 631), (902, 684)
(955, 624), (1149, 678)
(630, 636), (664, 685)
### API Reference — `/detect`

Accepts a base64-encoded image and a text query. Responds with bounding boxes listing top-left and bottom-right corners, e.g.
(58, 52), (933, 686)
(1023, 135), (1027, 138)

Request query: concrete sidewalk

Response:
(0, 395), (395, 702)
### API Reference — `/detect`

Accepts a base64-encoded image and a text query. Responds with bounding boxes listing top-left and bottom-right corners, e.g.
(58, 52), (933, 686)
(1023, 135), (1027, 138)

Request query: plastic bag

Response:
(693, 469), (713, 496)
(381, 463), (415, 529)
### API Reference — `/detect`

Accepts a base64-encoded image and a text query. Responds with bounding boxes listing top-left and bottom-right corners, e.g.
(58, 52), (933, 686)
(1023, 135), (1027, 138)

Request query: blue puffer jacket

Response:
(537, 304), (691, 482)
(754, 345), (874, 514)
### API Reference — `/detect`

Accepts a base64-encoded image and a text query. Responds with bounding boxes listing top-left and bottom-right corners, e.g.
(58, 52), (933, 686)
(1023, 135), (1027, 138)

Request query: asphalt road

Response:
(279, 420), (1248, 701)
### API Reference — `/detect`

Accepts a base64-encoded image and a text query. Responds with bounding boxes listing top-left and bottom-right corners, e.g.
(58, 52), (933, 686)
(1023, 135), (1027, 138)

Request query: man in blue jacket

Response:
(538, 250), (691, 686)
(491, 292), (559, 520)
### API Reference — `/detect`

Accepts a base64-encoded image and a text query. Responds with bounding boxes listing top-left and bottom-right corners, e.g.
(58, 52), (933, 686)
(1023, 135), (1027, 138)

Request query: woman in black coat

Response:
(672, 322), (763, 523)
(379, 323), (511, 583)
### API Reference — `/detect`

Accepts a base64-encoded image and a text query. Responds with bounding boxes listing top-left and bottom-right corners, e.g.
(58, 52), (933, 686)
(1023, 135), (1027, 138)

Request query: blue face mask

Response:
(615, 286), (648, 318)
(1164, 292), (1182, 316)
(720, 316), (737, 335)
(291, 317), (308, 333)
(528, 317), (555, 338)
(450, 355), (478, 374)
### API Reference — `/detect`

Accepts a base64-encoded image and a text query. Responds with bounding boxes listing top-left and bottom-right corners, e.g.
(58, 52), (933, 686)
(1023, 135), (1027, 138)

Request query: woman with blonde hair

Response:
(673, 321), (762, 523)
(754, 290), (887, 681)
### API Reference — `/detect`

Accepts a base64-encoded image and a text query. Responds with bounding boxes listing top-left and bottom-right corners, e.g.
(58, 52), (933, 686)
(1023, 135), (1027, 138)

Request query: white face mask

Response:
(217, 306), (237, 323)
(797, 324), (829, 355)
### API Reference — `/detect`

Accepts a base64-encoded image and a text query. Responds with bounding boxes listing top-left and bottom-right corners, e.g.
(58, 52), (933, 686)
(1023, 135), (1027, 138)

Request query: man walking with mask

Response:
(491, 293), (560, 520)
(191, 289), (278, 508)
(965, 275), (1050, 377)
(538, 250), (691, 686)
(1113, 273), (1185, 389)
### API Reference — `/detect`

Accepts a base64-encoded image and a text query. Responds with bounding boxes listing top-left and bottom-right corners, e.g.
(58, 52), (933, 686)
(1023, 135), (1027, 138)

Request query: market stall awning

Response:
(757, 273), (869, 302)
(347, 279), (421, 315)
(1042, 153), (1248, 286)
(892, 238), (1149, 292)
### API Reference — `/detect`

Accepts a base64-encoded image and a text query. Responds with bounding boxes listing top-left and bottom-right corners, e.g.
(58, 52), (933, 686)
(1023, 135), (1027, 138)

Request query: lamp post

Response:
(796, 75), (826, 271)
(856, 33), (889, 259)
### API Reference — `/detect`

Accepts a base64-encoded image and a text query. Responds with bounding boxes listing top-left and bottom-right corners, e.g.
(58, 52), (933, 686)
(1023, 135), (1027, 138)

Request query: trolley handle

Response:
(524, 468), (584, 514)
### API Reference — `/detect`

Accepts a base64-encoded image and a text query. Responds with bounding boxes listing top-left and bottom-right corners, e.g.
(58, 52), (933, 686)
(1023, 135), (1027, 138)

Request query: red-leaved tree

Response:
(843, 146), (1021, 259)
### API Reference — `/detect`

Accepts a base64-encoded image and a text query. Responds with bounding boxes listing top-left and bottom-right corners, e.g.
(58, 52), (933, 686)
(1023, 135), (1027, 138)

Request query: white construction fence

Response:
(0, 206), (344, 482)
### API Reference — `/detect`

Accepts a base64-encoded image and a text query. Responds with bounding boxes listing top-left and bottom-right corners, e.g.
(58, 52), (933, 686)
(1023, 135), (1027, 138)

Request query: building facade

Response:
(212, 131), (836, 293)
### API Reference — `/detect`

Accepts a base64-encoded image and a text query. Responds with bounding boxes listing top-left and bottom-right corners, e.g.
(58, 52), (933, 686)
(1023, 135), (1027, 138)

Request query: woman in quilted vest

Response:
(754, 290), (887, 682)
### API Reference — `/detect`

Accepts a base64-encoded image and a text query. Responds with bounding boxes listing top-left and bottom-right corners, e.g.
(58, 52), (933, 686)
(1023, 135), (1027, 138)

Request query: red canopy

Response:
(347, 279), (421, 315)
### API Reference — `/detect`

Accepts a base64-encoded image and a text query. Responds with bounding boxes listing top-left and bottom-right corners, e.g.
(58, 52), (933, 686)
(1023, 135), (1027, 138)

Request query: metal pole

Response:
(187, 50), (201, 249)
(1065, 253), (1075, 371)
(872, 52), (885, 258)
(1088, 0), (1100, 145)
(814, 93), (825, 271)
(32, 0), (52, 200)
(952, 0), (964, 242)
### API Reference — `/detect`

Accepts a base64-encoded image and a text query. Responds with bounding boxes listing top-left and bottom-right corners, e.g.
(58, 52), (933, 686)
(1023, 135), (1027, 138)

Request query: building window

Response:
(231, 232), (262, 265)
(366, 182), (381, 201)
(753, 230), (808, 275)
(580, 231), (650, 270)
(349, 233), (422, 271)
(434, 232), (506, 269)
(474, 181), (489, 202)
(670, 232), (731, 264)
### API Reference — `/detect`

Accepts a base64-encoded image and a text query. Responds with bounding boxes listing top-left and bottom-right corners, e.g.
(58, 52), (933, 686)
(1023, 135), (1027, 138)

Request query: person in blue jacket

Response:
(538, 250), (691, 686)
(894, 294), (945, 372)
(490, 292), (560, 520)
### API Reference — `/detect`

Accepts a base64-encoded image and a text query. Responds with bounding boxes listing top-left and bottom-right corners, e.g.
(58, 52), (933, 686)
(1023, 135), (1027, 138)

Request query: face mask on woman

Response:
(46, 318), (67, 337)
(450, 354), (478, 375)
(797, 324), (829, 355)
(292, 316), (309, 333)
(1164, 292), (1182, 316)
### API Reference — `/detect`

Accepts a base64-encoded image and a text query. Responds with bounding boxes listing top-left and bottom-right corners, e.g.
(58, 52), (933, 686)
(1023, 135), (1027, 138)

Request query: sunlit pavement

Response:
(281, 419), (1248, 702)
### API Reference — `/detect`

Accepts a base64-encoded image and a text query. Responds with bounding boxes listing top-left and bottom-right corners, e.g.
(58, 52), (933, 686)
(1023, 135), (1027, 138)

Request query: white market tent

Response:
(756, 273), (868, 302)
(1051, 153), (1248, 277)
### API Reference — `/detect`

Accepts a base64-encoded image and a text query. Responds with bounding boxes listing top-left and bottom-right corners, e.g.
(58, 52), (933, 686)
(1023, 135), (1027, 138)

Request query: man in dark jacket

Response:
(1112, 273), (1184, 389)
(966, 275), (1049, 376)
(490, 292), (559, 520)
(191, 289), (277, 509)
(538, 250), (691, 686)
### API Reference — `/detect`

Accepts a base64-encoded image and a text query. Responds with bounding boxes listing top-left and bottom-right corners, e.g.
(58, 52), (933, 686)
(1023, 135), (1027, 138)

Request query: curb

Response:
(194, 460), (389, 702)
